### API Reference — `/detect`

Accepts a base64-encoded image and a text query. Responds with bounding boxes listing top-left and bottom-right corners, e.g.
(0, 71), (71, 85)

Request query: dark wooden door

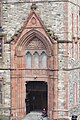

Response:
(26, 81), (47, 112)
(25, 92), (30, 114)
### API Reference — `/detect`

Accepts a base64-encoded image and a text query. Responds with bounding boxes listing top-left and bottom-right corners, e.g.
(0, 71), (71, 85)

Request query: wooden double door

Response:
(25, 81), (48, 113)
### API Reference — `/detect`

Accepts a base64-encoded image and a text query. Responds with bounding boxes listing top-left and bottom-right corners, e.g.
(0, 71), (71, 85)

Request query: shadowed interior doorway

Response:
(25, 81), (48, 114)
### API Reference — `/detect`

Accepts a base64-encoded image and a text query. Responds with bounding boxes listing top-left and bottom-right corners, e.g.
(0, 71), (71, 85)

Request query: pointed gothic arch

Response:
(15, 29), (53, 56)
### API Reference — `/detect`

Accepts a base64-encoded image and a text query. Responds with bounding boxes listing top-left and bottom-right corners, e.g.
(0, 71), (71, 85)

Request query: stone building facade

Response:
(0, 0), (80, 120)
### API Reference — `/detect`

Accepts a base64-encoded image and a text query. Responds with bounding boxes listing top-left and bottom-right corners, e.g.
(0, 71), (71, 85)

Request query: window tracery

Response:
(26, 38), (47, 69)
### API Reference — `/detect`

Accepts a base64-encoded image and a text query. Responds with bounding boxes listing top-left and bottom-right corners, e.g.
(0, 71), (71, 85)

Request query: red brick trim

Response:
(77, 15), (78, 36)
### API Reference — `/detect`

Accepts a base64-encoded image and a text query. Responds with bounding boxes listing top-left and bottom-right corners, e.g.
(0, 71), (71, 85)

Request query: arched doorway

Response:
(25, 81), (48, 113)
(10, 9), (58, 119)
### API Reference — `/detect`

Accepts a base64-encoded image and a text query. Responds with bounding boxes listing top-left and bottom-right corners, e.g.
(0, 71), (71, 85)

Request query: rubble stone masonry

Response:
(0, 0), (80, 119)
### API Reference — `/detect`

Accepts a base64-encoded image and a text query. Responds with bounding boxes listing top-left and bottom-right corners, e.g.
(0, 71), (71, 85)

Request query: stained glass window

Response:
(26, 52), (32, 68)
(42, 52), (47, 68)
(34, 52), (39, 68)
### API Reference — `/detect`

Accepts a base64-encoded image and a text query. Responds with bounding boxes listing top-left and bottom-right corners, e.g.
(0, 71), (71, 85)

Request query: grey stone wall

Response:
(68, 0), (80, 117)
(0, 43), (11, 116)
(1, 0), (80, 118)
(2, 1), (67, 118)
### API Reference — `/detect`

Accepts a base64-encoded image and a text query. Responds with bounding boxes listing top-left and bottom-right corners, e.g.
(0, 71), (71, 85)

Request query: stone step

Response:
(22, 112), (49, 120)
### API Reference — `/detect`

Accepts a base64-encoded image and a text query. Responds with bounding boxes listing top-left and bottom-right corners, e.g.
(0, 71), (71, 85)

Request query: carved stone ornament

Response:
(27, 38), (46, 50)
(31, 3), (37, 10)
(31, 17), (36, 25)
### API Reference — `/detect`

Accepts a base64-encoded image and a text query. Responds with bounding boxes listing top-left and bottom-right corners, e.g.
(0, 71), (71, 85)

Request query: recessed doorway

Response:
(25, 81), (48, 114)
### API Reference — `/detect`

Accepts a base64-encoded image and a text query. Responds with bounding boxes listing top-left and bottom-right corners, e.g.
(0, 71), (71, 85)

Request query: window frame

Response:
(41, 52), (47, 68)
(0, 80), (3, 105)
(26, 52), (32, 68)
(26, 50), (47, 69)
(34, 52), (39, 68)
(0, 36), (4, 58)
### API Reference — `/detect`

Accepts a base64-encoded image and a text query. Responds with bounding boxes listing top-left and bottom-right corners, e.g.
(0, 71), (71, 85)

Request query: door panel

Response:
(25, 92), (30, 114)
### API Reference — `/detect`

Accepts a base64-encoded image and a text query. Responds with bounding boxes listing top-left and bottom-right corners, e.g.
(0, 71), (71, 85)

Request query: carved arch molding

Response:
(15, 30), (53, 57)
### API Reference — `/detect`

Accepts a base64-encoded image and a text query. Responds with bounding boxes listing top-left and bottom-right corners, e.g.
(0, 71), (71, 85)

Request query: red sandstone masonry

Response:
(10, 9), (58, 120)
